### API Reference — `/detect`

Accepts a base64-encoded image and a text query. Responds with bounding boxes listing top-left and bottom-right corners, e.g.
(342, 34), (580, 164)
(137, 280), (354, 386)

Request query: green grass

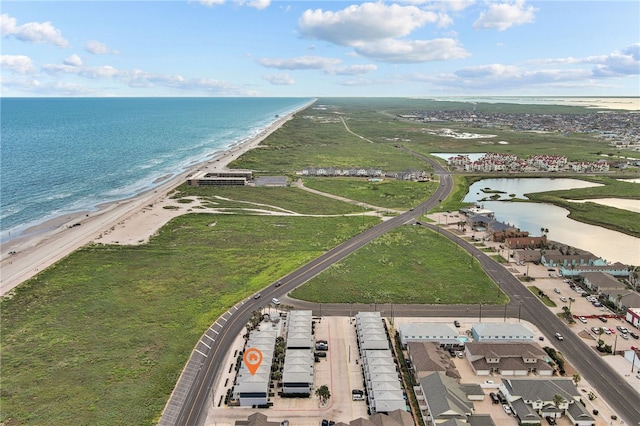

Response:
(528, 286), (557, 307)
(2, 97), (637, 425)
(301, 177), (438, 210)
(172, 184), (366, 215)
(0, 214), (376, 425)
(290, 226), (506, 305)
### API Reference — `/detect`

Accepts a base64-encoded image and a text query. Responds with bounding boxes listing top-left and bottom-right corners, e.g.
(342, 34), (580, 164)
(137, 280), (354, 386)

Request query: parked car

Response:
(621, 333), (629, 340)
(598, 316), (608, 322)
(617, 325), (629, 333)
(489, 392), (500, 404)
(603, 327), (611, 335)
(454, 320), (461, 328)
(560, 296), (567, 303)
(502, 404), (512, 415)
(315, 342), (328, 351)
(591, 327), (602, 334)
(630, 332), (639, 339)
(578, 316), (587, 323)
(315, 351), (327, 357)
(554, 288), (561, 294)
(545, 416), (557, 425)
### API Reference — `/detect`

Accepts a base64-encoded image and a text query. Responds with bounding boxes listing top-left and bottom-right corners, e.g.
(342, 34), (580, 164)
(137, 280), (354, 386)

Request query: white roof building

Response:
(398, 323), (462, 346)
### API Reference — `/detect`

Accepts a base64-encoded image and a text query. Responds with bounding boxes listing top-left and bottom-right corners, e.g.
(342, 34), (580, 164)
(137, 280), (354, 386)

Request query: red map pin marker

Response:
(243, 347), (263, 375)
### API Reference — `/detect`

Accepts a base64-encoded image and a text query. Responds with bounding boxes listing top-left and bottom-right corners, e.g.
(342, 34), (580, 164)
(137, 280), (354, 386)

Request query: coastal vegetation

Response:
(1, 98), (638, 424)
(1, 213), (375, 425)
(290, 225), (505, 305)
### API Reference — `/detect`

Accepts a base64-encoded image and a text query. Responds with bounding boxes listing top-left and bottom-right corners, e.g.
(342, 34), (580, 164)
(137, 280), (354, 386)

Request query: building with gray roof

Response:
(355, 312), (407, 414)
(232, 324), (278, 406)
(282, 310), (314, 396)
(471, 323), (534, 342)
(417, 372), (474, 424)
(499, 378), (594, 426)
(464, 342), (553, 376)
(398, 323), (462, 347)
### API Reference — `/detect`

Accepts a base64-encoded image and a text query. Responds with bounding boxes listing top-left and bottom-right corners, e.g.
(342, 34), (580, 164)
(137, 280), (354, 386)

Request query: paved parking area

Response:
(206, 316), (368, 426)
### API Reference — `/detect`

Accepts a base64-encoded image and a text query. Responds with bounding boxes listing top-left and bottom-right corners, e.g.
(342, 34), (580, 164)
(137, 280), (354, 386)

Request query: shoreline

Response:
(0, 99), (316, 297)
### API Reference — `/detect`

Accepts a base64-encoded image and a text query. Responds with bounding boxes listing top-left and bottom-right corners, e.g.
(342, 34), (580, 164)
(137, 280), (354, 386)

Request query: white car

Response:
(271, 298), (280, 305)
(503, 404), (512, 415)
(578, 316), (587, 324)
(555, 333), (564, 341)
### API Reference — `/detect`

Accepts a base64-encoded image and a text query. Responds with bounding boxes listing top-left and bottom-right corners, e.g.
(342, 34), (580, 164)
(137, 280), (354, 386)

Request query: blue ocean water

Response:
(0, 97), (312, 243)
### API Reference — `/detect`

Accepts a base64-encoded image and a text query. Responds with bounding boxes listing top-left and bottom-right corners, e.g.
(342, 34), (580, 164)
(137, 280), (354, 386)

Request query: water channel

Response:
(462, 178), (640, 266)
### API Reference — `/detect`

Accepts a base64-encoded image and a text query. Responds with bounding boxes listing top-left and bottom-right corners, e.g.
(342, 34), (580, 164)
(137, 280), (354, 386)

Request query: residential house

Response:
(505, 236), (546, 250)
(405, 342), (460, 379)
(559, 262), (630, 278)
(499, 378), (594, 426)
(582, 272), (626, 293)
(600, 289), (640, 311)
(464, 342), (554, 376)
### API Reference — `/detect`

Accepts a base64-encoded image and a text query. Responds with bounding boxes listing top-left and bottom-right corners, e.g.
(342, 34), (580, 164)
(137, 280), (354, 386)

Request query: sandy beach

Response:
(0, 100), (315, 297)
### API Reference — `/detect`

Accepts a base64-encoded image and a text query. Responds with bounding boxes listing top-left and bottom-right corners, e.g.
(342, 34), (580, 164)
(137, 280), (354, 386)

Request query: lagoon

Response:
(463, 178), (639, 265)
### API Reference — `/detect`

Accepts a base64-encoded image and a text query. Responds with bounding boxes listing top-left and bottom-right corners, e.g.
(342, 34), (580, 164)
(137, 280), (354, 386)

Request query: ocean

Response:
(0, 97), (313, 244)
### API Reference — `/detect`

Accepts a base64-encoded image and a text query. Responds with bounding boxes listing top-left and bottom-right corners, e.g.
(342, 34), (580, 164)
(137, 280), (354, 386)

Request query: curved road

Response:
(162, 155), (640, 425)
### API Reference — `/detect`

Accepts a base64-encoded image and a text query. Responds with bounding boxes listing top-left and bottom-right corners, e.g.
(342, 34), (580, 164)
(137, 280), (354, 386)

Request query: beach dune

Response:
(0, 100), (315, 297)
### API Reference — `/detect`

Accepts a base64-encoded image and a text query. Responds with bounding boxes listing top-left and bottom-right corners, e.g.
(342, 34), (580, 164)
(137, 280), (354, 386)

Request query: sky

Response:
(1, 0), (639, 97)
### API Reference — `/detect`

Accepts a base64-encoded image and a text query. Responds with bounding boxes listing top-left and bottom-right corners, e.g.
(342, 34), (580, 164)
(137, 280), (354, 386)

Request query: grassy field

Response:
(1, 213), (377, 425)
(291, 225), (507, 305)
(301, 177), (438, 210)
(172, 183), (367, 215)
(1, 98), (637, 424)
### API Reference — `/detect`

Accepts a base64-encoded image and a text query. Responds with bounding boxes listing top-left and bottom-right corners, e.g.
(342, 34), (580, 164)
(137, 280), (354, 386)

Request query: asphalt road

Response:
(166, 157), (640, 425)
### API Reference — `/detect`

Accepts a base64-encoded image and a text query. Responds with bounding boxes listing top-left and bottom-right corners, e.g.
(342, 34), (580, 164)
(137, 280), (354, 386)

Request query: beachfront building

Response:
(232, 324), (277, 406)
(187, 170), (253, 186)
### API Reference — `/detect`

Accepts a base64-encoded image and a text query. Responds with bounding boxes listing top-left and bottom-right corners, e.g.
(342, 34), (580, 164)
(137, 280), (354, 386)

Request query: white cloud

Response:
(198, 0), (225, 6)
(398, 0), (475, 12)
(198, 0), (270, 8)
(1, 55), (36, 74)
(85, 40), (118, 55)
(533, 44), (640, 77)
(473, 0), (536, 31)
(354, 38), (469, 63)
(258, 55), (341, 70)
(298, 2), (439, 46)
(263, 73), (295, 85)
(0, 13), (69, 47)
(297, 2), (465, 64)
(63, 54), (83, 67)
(237, 0), (271, 9)
(325, 64), (378, 76)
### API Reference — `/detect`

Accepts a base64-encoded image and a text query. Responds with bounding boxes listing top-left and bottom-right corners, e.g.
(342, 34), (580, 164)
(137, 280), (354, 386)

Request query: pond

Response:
(462, 178), (639, 266)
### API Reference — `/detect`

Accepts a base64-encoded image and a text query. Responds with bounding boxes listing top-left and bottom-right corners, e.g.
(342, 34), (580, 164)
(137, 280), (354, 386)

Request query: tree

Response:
(315, 385), (331, 404)
(553, 394), (565, 418)
(572, 373), (581, 386)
